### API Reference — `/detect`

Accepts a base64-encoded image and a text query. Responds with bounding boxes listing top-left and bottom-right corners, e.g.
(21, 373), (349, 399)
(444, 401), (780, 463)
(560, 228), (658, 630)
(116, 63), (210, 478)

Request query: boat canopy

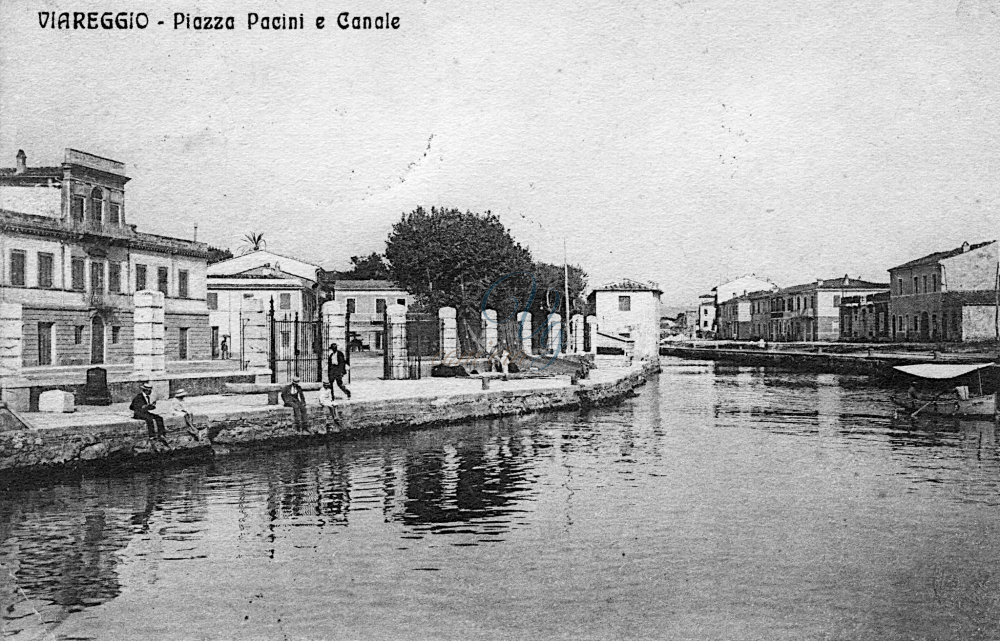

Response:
(893, 362), (997, 380)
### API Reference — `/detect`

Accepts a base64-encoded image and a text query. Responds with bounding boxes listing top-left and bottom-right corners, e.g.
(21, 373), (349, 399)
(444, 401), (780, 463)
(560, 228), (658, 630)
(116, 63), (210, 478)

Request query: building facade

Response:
(768, 276), (888, 342)
(0, 149), (211, 368)
(887, 240), (999, 342)
(206, 250), (322, 363)
(716, 294), (752, 340)
(697, 292), (716, 337)
(322, 279), (412, 352)
(839, 291), (891, 342)
(589, 279), (662, 360)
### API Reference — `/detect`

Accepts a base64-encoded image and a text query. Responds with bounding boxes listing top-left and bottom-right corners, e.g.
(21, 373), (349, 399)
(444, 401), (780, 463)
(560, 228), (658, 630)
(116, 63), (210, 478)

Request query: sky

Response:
(2, 0), (998, 306)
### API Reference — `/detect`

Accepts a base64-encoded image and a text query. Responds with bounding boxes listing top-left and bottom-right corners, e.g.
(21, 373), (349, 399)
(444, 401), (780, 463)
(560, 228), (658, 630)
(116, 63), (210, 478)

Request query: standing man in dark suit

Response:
(327, 343), (351, 399)
(130, 381), (166, 441)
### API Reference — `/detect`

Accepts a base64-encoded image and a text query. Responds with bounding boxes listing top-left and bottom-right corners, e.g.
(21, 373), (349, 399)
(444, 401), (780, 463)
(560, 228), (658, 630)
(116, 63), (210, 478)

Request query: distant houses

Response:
(696, 239), (999, 343)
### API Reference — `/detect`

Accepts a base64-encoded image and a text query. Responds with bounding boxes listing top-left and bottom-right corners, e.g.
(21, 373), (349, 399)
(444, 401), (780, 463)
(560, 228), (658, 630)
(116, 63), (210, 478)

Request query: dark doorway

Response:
(91, 315), (105, 364)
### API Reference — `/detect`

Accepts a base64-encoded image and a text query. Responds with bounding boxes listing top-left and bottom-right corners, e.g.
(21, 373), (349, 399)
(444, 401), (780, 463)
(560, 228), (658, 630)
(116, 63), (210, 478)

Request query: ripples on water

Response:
(2, 358), (1000, 640)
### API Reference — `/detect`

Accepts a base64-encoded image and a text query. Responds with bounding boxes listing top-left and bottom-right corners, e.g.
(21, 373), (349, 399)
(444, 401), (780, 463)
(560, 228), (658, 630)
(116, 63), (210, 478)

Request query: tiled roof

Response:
(329, 279), (405, 291)
(0, 166), (62, 177)
(888, 240), (996, 271)
(778, 276), (888, 294)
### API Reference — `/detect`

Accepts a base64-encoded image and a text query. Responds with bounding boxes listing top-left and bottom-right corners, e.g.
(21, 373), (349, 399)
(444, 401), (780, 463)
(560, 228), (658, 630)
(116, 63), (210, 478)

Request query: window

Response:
(619, 295), (631, 311)
(375, 298), (387, 314)
(71, 196), (85, 221)
(932, 274), (938, 292)
(90, 187), (103, 222)
(9, 250), (25, 287)
(90, 260), (104, 292)
(135, 264), (147, 290)
(37, 252), (54, 288)
(897, 278), (903, 295)
(108, 262), (122, 293)
(157, 266), (168, 295)
(913, 276), (919, 294)
(71, 258), (85, 291)
(74, 325), (84, 344)
(207, 292), (218, 310)
(397, 298), (406, 306)
(108, 201), (121, 225)
(111, 326), (121, 344)
(37, 322), (54, 365)
(922, 275), (928, 294)
(178, 327), (189, 360)
(832, 295), (841, 307)
(279, 293), (291, 309)
(346, 298), (356, 314)
(178, 270), (189, 298)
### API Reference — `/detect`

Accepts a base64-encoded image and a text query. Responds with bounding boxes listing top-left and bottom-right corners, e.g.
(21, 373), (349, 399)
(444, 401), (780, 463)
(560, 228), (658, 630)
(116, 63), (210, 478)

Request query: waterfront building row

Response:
(703, 239), (999, 343)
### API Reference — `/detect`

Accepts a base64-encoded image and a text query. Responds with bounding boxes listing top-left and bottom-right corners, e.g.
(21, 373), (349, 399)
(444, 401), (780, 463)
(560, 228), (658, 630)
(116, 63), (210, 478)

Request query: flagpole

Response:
(564, 239), (571, 352)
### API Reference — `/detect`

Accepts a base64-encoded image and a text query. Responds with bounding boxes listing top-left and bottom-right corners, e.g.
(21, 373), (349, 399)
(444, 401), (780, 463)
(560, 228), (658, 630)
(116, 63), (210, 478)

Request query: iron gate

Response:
(269, 307), (324, 383)
(383, 310), (442, 379)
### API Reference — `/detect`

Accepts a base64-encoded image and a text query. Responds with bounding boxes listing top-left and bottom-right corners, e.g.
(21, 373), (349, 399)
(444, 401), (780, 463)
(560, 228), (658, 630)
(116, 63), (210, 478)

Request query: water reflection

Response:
(1, 359), (1000, 640)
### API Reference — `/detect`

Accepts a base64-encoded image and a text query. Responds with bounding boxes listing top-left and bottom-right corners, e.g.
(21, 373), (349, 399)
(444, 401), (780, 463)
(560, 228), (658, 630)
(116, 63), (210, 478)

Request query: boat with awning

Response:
(891, 362), (997, 418)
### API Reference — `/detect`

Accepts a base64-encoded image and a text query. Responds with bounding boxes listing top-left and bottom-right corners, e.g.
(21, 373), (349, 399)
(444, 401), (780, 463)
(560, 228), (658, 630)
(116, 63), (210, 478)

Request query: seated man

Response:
(281, 376), (309, 431)
(130, 382), (166, 442)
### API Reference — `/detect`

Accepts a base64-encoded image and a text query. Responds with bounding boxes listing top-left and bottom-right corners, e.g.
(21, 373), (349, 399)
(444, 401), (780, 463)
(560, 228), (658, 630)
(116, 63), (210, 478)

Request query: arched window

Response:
(90, 187), (103, 222)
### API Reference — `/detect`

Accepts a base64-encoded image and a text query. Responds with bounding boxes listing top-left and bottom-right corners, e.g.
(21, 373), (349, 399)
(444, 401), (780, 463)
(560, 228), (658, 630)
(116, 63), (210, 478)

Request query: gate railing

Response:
(268, 302), (324, 383)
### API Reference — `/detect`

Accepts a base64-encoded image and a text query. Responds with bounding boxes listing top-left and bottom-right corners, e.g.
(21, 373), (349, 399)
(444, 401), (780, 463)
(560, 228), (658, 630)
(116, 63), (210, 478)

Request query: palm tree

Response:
(239, 231), (266, 255)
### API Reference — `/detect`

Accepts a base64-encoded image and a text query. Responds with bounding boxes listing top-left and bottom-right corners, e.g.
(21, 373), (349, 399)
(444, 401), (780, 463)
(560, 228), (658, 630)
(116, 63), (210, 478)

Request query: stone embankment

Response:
(0, 362), (657, 481)
(661, 343), (997, 376)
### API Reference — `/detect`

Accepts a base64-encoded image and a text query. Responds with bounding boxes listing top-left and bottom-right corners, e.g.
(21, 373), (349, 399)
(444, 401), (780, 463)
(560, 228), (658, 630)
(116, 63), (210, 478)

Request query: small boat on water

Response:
(891, 363), (998, 418)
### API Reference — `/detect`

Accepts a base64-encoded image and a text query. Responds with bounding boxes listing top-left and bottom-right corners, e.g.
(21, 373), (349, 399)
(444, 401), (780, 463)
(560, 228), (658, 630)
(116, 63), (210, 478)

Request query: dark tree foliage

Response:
(207, 246), (234, 264)
(527, 261), (589, 320)
(342, 252), (390, 280)
(384, 207), (535, 320)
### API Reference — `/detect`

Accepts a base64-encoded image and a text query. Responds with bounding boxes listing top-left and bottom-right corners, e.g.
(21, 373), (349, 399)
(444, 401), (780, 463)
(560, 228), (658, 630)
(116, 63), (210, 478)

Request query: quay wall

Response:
(0, 363), (657, 480)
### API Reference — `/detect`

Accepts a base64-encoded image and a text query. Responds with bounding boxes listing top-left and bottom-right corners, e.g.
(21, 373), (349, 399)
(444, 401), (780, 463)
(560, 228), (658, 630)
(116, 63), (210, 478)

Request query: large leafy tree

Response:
(385, 207), (535, 319)
(528, 261), (589, 320)
(342, 252), (390, 280)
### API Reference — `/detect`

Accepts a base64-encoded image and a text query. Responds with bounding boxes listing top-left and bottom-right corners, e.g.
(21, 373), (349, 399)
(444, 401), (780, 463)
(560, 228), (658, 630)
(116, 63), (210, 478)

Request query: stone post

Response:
(438, 306), (458, 364)
(571, 314), (585, 354)
(517, 311), (532, 355)
(322, 300), (347, 358)
(0, 302), (28, 411)
(241, 299), (270, 382)
(133, 291), (166, 396)
(387, 303), (409, 379)
(546, 313), (562, 355)
(482, 309), (498, 357)
(586, 315), (598, 354)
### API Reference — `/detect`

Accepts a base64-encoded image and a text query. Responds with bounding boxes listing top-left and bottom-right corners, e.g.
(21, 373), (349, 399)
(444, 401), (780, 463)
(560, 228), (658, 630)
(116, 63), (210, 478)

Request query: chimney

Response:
(843, 273), (850, 286)
(15, 149), (26, 174)
(962, 241), (970, 253)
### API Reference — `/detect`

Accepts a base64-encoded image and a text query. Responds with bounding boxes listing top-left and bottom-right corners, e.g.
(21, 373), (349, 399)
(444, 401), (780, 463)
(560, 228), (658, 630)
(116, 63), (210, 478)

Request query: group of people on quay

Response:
(129, 343), (353, 440)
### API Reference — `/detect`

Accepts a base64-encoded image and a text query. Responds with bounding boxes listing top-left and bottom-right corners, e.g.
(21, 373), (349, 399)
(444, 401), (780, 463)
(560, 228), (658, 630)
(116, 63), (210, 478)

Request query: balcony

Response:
(67, 219), (135, 241)
(85, 291), (131, 310)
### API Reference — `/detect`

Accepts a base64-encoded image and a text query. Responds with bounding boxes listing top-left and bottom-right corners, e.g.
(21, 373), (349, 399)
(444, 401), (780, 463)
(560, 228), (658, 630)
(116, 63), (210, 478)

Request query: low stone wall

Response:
(0, 363), (657, 482)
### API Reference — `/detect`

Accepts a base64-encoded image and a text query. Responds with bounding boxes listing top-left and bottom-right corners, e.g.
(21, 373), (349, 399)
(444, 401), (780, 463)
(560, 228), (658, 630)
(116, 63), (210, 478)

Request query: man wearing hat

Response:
(327, 343), (351, 399)
(281, 376), (309, 431)
(130, 382), (166, 441)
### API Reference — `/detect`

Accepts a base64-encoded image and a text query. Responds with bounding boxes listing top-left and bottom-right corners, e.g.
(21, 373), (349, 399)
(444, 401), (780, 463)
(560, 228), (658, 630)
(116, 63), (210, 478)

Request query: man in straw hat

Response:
(281, 376), (309, 431)
(130, 381), (166, 442)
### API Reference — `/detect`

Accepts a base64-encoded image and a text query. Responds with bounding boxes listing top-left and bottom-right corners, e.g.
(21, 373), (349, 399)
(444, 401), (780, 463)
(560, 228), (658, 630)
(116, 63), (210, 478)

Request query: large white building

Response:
(206, 250), (322, 363)
(0, 148), (211, 368)
(589, 279), (662, 361)
(319, 278), (413, 352)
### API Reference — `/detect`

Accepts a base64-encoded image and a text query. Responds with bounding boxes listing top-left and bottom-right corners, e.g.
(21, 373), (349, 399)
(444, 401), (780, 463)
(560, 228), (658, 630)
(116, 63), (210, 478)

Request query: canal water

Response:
(3, 358), (1000, 640)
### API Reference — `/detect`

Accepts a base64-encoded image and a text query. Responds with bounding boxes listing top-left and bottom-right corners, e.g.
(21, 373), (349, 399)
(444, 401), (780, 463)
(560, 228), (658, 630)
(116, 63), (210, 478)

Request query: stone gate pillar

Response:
(133, 291), (166, 391)
(586, 315), (598, 354)
(517, 311), (532, 355)
(546, 313), (562, 355)
(438, 306), (458, 364)
(481, 309), (498, 356)
(571, 314), (585, 354)
(242, 299), (270, 381)
(0, 302), (28, 411)
(322, 300), (347, 357)
(387, 303), (409, 379)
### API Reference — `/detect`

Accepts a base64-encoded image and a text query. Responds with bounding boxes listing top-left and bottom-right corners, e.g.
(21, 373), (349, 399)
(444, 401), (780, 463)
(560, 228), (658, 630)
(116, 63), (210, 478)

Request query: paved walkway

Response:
(21, 367), (634, 432)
